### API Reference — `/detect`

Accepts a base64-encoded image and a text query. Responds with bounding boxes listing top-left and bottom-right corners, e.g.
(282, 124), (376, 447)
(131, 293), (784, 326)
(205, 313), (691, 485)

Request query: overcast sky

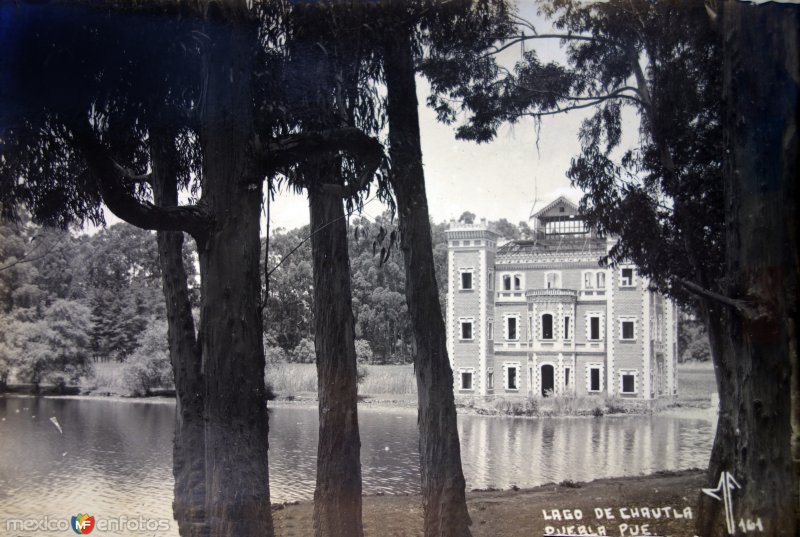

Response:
(268, 76), (592, 232)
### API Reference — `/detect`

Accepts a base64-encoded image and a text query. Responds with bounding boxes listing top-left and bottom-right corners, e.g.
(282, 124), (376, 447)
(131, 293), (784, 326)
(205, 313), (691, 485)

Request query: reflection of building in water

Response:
(446, 196), (678, 403)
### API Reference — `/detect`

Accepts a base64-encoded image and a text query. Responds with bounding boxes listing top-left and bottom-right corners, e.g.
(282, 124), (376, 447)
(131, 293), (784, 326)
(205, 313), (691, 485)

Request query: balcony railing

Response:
(525, 288), (578, 298)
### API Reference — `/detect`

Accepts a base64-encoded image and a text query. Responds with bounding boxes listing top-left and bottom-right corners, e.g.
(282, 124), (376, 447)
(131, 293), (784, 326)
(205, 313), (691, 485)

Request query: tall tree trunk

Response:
(308, 169), (364, 537)
(696, 300), (739, 537)
(696, 2), (800, 535)
(384, 24), (473, 537)
(150, 129), (207, 537)
(197, 10), (273, 537)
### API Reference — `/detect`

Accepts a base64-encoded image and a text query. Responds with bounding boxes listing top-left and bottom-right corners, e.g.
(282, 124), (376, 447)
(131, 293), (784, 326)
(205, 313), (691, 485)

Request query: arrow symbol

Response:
(702, 471), (740, 535)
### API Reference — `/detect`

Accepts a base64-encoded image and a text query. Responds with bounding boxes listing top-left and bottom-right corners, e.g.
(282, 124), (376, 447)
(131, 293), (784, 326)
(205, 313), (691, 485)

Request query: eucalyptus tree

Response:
(275, 3), (387, 534)
(424, 0), (799, 533)
(377, 2), (514, 535)
(715, 2), (799, 535)
(1, 3), (385, 535)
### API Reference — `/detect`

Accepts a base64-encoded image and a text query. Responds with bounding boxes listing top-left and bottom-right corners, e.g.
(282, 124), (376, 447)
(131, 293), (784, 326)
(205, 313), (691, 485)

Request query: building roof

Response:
(530, 196), (579, 221)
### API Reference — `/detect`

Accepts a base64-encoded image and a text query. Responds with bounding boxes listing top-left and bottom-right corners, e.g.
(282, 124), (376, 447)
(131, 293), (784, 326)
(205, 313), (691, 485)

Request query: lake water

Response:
(0, 396), (713, 536)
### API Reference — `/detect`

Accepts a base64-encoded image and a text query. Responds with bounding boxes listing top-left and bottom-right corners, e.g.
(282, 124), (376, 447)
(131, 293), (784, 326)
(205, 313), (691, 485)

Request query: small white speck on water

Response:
(49, 416), (63, 434)
(384, 446), (390, 451)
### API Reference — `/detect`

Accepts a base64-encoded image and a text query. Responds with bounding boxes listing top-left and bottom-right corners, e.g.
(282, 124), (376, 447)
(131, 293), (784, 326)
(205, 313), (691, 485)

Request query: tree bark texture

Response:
(384, 25), (473, 537)
(150, 129), (207, 537)
(697, 2), (800, 535)
(308, 172), (364, 537)
(197, 11), (273, 537)
(696, 300), (739, 537)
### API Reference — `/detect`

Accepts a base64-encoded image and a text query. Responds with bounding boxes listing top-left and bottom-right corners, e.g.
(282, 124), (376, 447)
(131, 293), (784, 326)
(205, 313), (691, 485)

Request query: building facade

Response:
(445, 196), (678, 401)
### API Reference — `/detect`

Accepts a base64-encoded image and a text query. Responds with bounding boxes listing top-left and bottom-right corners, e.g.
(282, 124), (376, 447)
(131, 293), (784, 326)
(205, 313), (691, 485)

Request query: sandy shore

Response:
(273, 469), (707, 537)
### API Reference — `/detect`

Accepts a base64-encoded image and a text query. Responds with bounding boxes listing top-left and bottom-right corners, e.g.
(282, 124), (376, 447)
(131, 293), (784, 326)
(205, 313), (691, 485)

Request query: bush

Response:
(605, 395), (626, 414)
(493, 397), (538, 416)
(120, 321), (173, 396)
(355, 339), (373, 364)
(265, 345), (289, 364)
(290, 337), (316, 363)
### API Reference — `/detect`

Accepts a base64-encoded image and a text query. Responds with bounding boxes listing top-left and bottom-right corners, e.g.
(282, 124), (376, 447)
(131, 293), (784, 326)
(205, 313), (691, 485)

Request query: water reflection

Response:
(0, 397), (713, 536)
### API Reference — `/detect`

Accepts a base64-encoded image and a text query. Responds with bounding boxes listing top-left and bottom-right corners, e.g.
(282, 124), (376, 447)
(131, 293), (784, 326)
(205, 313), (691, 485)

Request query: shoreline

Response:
(1, 391), (717, 421)
(272, 469), (708, 537)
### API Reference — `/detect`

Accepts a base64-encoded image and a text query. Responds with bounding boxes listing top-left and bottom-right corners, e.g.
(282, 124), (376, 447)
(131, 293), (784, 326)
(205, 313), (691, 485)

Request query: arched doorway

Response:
(540, 364), (555, 396)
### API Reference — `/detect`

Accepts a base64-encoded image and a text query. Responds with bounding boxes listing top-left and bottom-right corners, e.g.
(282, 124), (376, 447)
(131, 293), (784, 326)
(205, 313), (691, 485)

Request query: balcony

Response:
(525, 288), (578, 304)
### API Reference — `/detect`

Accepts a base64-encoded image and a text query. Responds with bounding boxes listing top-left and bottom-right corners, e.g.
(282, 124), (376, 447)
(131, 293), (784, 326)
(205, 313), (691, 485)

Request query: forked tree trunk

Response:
(695, 2), (800, 535)
(150, 129), (207, 537)
(197, 10), (273, 537)
(308, 172), (364, 537)
(384, 24), (473, 537)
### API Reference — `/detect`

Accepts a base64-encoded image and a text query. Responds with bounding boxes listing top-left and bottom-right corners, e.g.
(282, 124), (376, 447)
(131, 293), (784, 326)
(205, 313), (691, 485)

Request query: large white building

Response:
(445, 196), (678, 401)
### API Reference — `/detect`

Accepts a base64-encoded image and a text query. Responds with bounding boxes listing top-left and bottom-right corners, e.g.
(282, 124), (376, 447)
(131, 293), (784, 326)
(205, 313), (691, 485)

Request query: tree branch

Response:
(259, 127), (384, 198)
(485, 32), (612, 58)
(71, 125), (211, 239)
(677, 278), (760, 319)
(0, 237), (60, 272)
(509, 83), (644, 107)
(522, 96), (637, 116)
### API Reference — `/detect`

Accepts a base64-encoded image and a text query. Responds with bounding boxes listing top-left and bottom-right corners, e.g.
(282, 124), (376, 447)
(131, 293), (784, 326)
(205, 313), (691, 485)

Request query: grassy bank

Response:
(265, 363), (416, 399)
(273, 469), (706, 537)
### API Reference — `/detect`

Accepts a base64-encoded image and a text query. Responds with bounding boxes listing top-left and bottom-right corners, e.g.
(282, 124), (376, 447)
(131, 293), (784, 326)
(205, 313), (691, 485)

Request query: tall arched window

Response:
(503, 275), (511, 291)
(584, 272), (593, 288)
(596, 272), (606, 289)
(541, 314), (553, 340)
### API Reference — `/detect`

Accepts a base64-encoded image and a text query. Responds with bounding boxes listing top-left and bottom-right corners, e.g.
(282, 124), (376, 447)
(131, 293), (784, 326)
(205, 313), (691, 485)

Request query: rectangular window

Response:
(507, 317), (518, 340)
(487, 370), (494, 390)
(488, 272), (494, 290)
(621, 320), (635, 340)
(513, 275), (521, 290)
(621, 371), (636, 394)
(621, 268), (634, 287)
(487, 321), (494, 340)
(589, 367), (601, 392)
(584, 272), (593, 289)
(564, 317), (571, 340)
(589, 316), (601, 340)
(507, 366), (518, 390)
(460, 321), (473, 340)
(564, 367), (571, 387)
(460, 371), (473, 390)
(460, 271), (473, 290)
(541, 314), (553, 340)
